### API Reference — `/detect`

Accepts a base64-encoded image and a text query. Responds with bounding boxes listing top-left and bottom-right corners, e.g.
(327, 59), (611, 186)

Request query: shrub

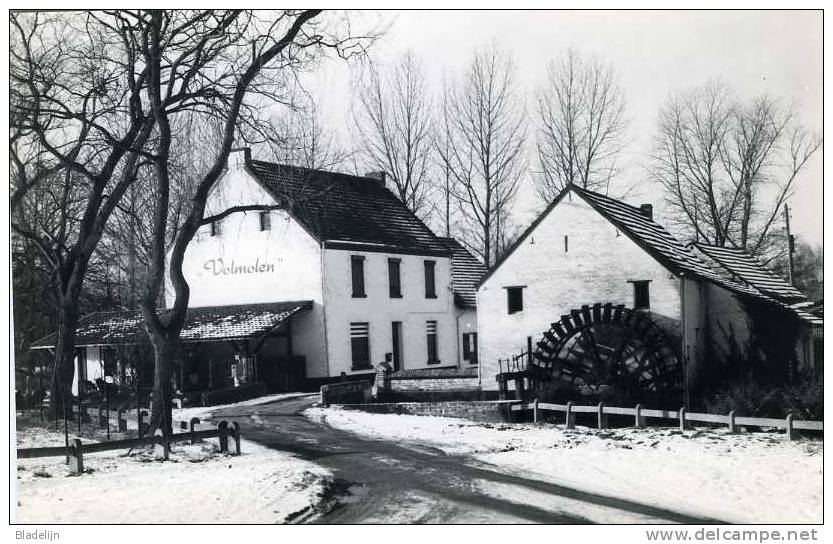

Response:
(704, 373), (823, 420)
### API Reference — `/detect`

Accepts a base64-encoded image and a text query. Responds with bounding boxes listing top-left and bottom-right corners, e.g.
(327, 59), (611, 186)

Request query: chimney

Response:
(639, 203), (653, 221)
(228, 147), (251, 168)
(365, 170), (387, 188)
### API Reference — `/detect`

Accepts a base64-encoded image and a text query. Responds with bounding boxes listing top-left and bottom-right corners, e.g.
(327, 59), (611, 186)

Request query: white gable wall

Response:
(477, 192), (683, 390)
(167, 163), (329, 378)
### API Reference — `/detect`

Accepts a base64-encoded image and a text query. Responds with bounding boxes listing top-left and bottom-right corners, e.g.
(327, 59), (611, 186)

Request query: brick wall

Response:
(334, 400), (519, 422)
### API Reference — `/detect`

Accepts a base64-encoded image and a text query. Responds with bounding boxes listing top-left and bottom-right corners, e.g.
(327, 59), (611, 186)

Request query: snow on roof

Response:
(30, 301), (313, 349)
(438, 237), (487, 309)
(692, 244), (808, 302)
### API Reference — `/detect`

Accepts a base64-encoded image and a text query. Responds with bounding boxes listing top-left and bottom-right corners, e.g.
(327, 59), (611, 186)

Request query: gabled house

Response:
(476, 185), (821, 402)
(33, 149), (482, 398)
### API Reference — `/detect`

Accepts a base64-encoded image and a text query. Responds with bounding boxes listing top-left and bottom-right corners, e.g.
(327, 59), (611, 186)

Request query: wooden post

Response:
(190, 417), (200, 445)
(679, 406), (687, 431)
(98, 404), (108, 431)
(635, 404), (644, 429)
(137, 408), (145, 437)
(565, 401), (575, 429)
(229, 422), (241, 455)
(597, 402), (607, 429)
(728, 410), (737, 434)
(786, 413), (794, 441)
(154, 428), (169, 461)
(68, 438), (84, 475)
(218, 421), (229, 453)
(533, 398), (540, 423)
(514, 376), (525, 400)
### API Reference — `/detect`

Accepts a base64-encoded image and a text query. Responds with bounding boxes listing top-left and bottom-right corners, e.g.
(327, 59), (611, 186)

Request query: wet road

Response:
(211, 395), (723, 524)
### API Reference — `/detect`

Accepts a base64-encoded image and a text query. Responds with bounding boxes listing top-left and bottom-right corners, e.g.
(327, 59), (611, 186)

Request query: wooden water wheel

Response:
(531, 303), (683, 405)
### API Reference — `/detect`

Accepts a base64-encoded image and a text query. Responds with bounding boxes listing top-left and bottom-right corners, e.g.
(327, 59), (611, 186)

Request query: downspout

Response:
(320, 241), (330, 379)
(679, 272), (690, 408)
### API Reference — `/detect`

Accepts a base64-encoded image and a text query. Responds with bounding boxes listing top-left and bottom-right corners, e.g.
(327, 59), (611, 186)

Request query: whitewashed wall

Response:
(477, 192), (682, 389)
(72, 347), (104, 395)
(168, 156), (329, 377)
(321, 249), (457, 376)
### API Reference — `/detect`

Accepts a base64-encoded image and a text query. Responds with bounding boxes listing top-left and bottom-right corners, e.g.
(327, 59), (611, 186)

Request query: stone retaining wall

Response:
(333, 400), (520, 422)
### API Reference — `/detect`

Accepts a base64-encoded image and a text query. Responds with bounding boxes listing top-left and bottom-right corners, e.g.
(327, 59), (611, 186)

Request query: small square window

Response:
(506, 286), (524, 314)
(259, 211), (271, 231)
(632, 280), (650, 310)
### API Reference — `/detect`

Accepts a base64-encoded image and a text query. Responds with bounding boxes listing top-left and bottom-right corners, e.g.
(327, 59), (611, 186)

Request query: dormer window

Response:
(210, 220), (222, 237)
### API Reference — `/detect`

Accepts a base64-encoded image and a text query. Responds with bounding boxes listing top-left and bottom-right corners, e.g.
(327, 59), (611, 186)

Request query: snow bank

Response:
(175, 392), (314, 422)
(15, 423), (332, 524)
(306, 407), (823, 524)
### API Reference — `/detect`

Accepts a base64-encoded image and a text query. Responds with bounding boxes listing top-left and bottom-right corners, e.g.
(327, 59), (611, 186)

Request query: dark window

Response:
(388, 258), (402, 298)
(564, 235), (569, 252)
(462, 332), (478, 365)
(391, 321), (403, 372)
(633, 280), (650, 309)
(507, 286), (524, 314)
(210, 220), (221, 237)
(351, 255), (366, 298)
(426, 320), (439, 364)
(350, 322), (371, 370)
(259, 211), (271, 231)
(424, 260), (437, 298)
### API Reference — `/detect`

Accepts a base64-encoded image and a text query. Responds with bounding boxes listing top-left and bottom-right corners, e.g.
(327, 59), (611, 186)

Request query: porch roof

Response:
(30, 301), (313, 349)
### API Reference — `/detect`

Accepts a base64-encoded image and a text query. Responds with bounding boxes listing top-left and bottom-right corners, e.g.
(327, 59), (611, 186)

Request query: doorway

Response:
(391, 321), (403, 371)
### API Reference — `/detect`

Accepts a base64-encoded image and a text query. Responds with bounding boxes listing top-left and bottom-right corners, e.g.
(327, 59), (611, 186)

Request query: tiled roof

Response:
(247, 160), (449, 256)
(30, 301), (312, 349)
(479, 185), (821, 328)
(692, 244), (807, 302)
(573, 187), (821, 327)
(438, 237), (487, 309)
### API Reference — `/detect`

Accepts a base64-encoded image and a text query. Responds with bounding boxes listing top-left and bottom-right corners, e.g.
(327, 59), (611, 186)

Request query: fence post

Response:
(728, 410), (737, 434)
(98, 403), (108, 431)
(785, 413), (794, 441)
(229, 422), (241, 455)
(154, 428), (169, 461)
(218, 421), (229, 453)
(190, 417), (200, 445)
(137, 408), (145, 437)
(68, 438), (84, 475)
(565, 401), (575, 429)
(679, 406), (687, 431)
(634, 404), (644, 429)
(533, 398), (540, 423)
(597, 402), (607, 429)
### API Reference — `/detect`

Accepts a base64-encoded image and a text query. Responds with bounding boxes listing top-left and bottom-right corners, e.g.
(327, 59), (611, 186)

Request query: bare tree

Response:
(132, 9), (374, 433)
(534, 49), (627, 201)
(352, 51), (434, 217)
(438, 46), (526, 267)
(650, 82), (821, 257)
(11, 11), (155, 417)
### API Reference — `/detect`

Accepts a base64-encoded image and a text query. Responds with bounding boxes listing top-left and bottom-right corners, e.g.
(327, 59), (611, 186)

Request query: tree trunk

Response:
(49, 276), (84, 420)
(148, 332), (174, 437)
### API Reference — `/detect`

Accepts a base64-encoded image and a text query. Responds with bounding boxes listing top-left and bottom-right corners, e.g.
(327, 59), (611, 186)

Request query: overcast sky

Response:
(306, 10), (823, 246)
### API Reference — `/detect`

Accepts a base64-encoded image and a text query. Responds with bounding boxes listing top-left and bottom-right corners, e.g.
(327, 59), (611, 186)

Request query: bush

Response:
(704, 373), (823, 420)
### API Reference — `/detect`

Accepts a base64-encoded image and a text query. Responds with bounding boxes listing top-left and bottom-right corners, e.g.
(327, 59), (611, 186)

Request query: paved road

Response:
(211, 395), (723, 524)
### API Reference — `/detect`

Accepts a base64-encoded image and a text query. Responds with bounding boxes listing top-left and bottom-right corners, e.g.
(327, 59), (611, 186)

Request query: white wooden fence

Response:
(510, 400), (823, 440)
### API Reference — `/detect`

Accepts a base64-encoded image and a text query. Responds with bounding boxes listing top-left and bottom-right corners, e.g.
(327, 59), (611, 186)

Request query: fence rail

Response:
(16, 419), (242, 474)
(511, 400), (822, 440)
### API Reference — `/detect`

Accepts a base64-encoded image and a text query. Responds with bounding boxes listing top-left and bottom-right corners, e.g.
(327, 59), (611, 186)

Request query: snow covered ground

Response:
(15, 410), (334, 524)
(306, 407), (823, 524)
(174, 392), (314, 422)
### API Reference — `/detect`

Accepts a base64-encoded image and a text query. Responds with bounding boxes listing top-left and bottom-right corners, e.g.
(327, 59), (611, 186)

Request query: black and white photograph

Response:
(7, 5), (825, 536)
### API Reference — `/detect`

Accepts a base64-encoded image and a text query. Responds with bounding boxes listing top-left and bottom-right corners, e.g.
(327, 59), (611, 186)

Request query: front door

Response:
(391, 321), (403, 371)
